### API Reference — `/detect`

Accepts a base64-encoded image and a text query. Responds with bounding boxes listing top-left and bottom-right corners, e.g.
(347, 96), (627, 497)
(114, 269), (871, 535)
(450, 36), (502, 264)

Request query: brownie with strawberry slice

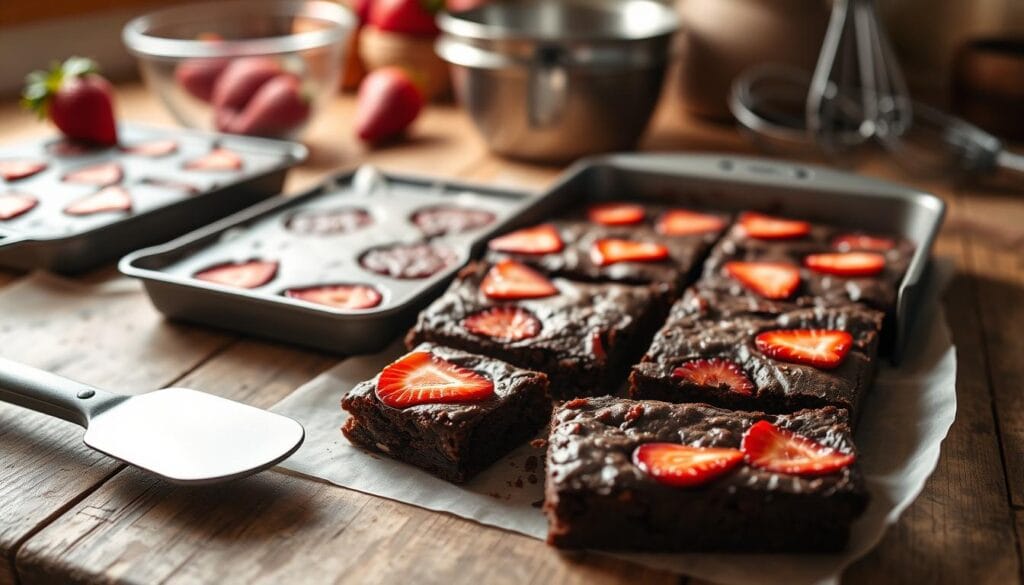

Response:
(341, 343), (551, 483)
(406, 260), (670, 398)
(702, 211), (915, 316)
(630, 288), (883, 419)
(485, 203), (728, 294)
(544, 397), (868, 552)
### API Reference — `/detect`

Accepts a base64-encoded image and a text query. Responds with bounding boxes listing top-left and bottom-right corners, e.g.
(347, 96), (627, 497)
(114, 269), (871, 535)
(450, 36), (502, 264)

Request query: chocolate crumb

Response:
(528, 474), (538, 484)
(524, 455), (538, 472)
(515, 477), (524, 488)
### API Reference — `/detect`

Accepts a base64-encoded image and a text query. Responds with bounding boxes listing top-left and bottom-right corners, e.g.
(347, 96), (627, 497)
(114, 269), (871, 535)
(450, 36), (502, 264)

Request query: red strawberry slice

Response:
(804, 252), (886, 277)
(588, 202), (645, 226)
(633, 443), (744, 487)
(832, 233), (895, 252)
(194, 260), (278, 289)
(656, 209), (726, 237)
(0, 192), (39, 220)
(64, 186), (132, 215)
(285, 283), (382, 310)
(375, 350), (494, 409)
(738, 212), (811, 240)
(754, 329), (853, 369)
(741, 420), (855, 476)
(488, 224), (564, 255)
(63, 161), (123, 186)
(672, 358), (754, 396)
(480, 260), (558, 300)
(590, 238), (669, 266)
(184, 147), (243, 171)
(463, 306), (541, 341)
(122, 139), (178, 157)
(724, 261), (801, 300)
(0, 160), (47, 181)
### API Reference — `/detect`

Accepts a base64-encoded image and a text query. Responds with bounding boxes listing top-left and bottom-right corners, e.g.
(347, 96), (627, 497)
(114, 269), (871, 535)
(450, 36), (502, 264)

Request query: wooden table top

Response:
(1, 83), (1022, 585)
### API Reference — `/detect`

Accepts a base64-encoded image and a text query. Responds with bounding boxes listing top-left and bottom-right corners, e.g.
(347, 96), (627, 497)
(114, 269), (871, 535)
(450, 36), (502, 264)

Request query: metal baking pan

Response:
(120, 167), (534, 354)
(0, 123), (306, 274)
(506, 153), (945, 363)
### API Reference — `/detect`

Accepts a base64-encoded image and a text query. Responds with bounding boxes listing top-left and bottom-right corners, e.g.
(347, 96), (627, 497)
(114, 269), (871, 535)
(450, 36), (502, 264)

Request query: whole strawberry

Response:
(355, 67), (424, 144)
(22, 57), (118, 146)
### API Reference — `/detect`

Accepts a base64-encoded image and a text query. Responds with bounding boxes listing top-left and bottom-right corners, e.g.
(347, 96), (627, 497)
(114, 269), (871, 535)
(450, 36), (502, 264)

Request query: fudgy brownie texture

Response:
(486, 216), (726, 293)
(544, 397), (869, 552)
(630, 288), (883, 420)
(341, 343), (551, 483)
(406, 262), (670, 399)
(703, 220), (914, 315)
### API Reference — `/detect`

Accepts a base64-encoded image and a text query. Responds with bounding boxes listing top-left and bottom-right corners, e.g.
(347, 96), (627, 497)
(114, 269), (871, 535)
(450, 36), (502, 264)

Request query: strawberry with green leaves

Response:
(23, 57), (118, 146)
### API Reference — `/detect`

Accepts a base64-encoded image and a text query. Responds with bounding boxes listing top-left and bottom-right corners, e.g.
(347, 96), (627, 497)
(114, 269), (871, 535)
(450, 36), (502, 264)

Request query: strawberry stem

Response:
(21, 56), (101, 120)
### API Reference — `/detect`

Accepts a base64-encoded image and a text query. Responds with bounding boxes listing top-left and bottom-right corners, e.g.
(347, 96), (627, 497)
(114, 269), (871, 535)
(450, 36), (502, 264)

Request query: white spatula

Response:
(0, 356), (304, 484)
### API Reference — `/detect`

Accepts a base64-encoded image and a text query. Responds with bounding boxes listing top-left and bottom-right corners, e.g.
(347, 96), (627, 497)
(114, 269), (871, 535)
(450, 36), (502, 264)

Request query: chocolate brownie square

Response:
(406, 261), (669, 399)
(341, 343), (551, 483)
(630, 288), (883, 420)
(545, 397), (869, 552)
(485, 204), (729, 293)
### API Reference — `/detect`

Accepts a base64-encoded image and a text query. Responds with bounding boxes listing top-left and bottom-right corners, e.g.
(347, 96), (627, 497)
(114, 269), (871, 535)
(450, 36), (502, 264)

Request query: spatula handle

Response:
(0, 357), (124, 427)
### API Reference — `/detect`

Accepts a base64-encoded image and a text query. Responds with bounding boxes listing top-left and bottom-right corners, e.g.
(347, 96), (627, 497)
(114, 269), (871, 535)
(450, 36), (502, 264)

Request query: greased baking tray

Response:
(120, 167), (534, 354)
(0, 123), (306, 274)
(506, 153), (945, 363)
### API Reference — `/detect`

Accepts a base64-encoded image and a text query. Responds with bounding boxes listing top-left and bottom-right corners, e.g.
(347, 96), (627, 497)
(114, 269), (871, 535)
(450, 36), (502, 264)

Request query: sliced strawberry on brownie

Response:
(463, 306), (541, 341)
(804, 252), (885, 277)
(633, 442), (744, 487)
(738, 211), (810, 240)
(590, 238), (669, 266)
(194, 259), (278, 289)
(64, 186), (132, 215)
(656, 209), (725, 237)
(724, 260), (801, 299)
(375, 350), (494, 408)
(488, 223), (564, 255)
(284, 283), (382, 310)
(184, 147), (243, 171)
(588, 202), (645, 226)
(832, 233), (895, 252)
(754, 329), (853, 369)
(480, 260), (558, 300)
(0, 160), (47, 181)
(63, 161), (123, 186)
(741, 420), (855, 476)
(672, 358), (754, 396)
(122, 139), (178, 157)
(0, 192), (39, 220)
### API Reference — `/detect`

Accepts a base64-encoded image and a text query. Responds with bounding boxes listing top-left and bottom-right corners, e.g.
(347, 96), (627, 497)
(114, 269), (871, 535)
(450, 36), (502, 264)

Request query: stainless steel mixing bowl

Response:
(437, 0), (679, 163)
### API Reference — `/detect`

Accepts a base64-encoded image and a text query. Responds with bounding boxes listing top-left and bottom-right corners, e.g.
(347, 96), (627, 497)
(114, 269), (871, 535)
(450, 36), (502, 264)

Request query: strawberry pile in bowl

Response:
(122, 0), (353, 139)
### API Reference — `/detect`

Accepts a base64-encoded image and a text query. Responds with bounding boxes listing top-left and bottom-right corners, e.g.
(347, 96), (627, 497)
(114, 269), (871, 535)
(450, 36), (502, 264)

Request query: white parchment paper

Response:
(271, 262), (957, 585)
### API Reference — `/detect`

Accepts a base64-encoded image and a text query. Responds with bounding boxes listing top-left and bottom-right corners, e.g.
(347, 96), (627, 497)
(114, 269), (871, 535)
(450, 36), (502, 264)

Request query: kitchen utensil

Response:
(123, 0), (353, 139)
(436, 0), (678, 162)
(0, 357), (304, 484)
(0, 123), (306, 274)
(120, 167), (534, 355)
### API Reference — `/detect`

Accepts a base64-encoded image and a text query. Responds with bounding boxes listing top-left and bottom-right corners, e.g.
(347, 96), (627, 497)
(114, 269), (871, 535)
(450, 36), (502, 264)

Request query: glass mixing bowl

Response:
(123, 0), (353, 140)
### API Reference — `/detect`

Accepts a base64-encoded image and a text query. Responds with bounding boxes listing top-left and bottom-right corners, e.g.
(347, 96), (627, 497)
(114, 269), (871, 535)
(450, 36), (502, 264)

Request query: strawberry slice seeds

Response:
(0, 160), (47, 181)
(488, 224), (564, 255)
(656, 209), (725, 237)
(285, 284), (383, 310)
(480, 260), (558, 300)
(63, 161), (123, 186)
(832, 233), (895, 252)
(588, 202), (645, 226)
(672, 358), (754, 396)
(194, 260), (278, 289)
(724, 261), (801, 299)
(376, 351), (494, 408)
(591, 238), (669, 266)
(463, 306), (541, 341)
(754, 329), (853, 369)
(804, 252), (886, 277)
(738, 212), (810, 240)
(741, 420), (855, 476)
(184, 147), (243, 171)
(633, 443), (744, 487)
(0, 192), (39, 220)
(64, 186), (132, 215)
